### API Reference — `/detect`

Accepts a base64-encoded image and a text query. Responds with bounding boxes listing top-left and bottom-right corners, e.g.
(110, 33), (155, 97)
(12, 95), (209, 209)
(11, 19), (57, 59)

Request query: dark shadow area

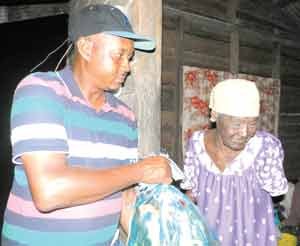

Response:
(0, 14), (68, 232)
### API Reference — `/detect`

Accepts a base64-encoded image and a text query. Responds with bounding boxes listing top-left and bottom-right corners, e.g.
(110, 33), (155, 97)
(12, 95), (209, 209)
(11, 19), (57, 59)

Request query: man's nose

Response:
(122, 58), (131, 73)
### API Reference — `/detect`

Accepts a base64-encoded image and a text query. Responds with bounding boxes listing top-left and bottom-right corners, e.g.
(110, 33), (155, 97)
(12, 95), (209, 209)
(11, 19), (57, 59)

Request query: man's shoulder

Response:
(17, 70), (64, 89)
(15, 70), (67, 96)
(22, 70), (59, 82)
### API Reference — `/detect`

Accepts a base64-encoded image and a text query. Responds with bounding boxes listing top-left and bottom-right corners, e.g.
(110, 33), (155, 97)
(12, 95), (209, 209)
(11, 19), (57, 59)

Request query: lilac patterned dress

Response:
(181, 130), (288, 246)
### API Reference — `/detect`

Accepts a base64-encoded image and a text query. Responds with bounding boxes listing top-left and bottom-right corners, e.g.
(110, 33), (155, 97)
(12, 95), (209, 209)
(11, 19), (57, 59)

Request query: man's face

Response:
(216, 113), (258, 151)
(86, 33), (135, 91)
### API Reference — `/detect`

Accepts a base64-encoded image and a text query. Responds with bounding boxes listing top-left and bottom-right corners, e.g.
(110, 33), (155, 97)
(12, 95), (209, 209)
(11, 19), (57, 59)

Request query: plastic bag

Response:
(127, 184), (219, 246)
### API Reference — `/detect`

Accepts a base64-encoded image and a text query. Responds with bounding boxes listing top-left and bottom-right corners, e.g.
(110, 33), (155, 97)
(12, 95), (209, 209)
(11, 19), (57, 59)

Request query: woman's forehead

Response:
(220, 113), (258, 122)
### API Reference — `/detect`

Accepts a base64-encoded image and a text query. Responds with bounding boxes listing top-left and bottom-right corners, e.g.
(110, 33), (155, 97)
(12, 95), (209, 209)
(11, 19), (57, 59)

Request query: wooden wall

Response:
(161, 0), (300, 180)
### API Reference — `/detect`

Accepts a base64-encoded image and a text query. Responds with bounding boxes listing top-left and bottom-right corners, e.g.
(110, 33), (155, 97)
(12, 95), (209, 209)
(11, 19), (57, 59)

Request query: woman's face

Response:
(216, 113), (258, 151)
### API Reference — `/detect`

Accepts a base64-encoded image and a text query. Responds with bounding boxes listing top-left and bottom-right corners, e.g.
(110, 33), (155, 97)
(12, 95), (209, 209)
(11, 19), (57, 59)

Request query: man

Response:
(181, 79), (288, 245)
(2, 4), (171, 246)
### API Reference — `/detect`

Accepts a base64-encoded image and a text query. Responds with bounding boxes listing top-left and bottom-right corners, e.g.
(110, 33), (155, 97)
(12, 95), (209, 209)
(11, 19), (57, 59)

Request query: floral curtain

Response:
(182, 66), (280, 154)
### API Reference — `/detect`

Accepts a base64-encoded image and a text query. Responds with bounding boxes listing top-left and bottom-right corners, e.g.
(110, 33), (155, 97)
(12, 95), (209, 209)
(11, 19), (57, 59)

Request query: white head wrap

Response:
(209, 79), (260, 120)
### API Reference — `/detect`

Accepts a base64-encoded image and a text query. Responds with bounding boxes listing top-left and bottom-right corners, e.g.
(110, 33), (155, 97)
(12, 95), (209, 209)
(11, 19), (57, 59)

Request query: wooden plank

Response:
(228, 0), (240, 74)
(272, 41), (281, 79)
(280, 86), (300, 113)
(183, 33), (230, 58)
(239, 28), (274, 50)
(0, 7), (8, 22)
(281, 56), (300, 75)
(161, 71), (177, 85)
(130, 0), (163, 156)
(281, 137), (300, 179)
(164, 6), (233, 34)
(239, 0), (297, 32)
(279, 123), (300, 138)
(0, 3), (68, 24)
(1, 0), (68, 5)
(161, 111), (178, 160)
(230, 29), (239, 74)
(162, 29), (176, 50)
(240, 46), (273, 65)
(162, 47), (175, 59)
(183, 50), (229, 71)
(164, 0), (230, 21)
(272, 41), (281, 136)
(281, 46), (300, 60)
(162, 59), (177, 75)
(164, 5), (300, 49)
(239, 62), (272, 77)
(175, 15), (184, 165)
(276, 0), (299, 9)
(281, 75), (300, 87)
(163, 10), (179, 30)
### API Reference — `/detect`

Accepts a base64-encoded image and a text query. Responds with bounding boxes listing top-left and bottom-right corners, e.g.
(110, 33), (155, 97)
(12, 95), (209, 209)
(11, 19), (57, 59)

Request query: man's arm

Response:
(120, 187), (136, 234)
(22, 152), (171, 212)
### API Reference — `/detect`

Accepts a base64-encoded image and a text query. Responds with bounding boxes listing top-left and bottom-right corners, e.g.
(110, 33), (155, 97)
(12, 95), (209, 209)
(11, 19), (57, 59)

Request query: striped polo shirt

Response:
(2, 66), (138, 246)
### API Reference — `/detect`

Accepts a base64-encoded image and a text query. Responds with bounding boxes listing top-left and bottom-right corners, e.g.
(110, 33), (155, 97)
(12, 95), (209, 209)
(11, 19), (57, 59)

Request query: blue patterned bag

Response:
(127, 184), (219, 246)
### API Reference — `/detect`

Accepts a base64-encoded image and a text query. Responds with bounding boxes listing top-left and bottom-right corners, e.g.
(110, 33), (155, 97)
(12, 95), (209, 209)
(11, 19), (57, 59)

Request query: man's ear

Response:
(76, 37), (93, 61)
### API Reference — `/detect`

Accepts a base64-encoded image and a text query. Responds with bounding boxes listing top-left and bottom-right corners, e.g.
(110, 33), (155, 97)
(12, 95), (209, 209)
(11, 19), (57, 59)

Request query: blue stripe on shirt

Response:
(2, 221), (117, 246)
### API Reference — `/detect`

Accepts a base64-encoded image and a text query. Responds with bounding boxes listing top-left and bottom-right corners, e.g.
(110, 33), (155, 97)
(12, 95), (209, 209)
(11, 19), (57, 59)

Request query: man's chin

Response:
(106, 84), (123, 93)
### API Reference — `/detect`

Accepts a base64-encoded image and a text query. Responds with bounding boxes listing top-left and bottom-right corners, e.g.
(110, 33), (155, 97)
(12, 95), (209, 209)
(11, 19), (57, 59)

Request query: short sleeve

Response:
(10, 73), (69, 164)
(255, 133), (288, 197)
(180, 132), (201, 198)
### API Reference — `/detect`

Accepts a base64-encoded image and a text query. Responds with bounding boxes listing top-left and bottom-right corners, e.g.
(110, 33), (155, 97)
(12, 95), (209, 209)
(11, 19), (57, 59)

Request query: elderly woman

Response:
(181, 79), (288, 245)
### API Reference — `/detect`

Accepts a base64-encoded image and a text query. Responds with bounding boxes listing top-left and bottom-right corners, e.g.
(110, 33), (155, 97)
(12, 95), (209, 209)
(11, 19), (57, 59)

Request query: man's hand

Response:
(120, 188), (136, 234)
(138, 156), (172, 184)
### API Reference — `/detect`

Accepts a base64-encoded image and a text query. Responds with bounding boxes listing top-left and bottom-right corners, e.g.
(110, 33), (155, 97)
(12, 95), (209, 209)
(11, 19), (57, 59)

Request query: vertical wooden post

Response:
(175, 16), (184, 166)
(272, 33), (281, 136)
(130, 0), (162, 157)
(0, 7), (8, 23)
(228, 0), (240, 75)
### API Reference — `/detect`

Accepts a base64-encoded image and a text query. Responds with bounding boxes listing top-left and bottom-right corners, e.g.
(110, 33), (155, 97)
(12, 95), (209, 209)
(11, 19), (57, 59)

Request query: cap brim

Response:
(105, 31), (155, 51)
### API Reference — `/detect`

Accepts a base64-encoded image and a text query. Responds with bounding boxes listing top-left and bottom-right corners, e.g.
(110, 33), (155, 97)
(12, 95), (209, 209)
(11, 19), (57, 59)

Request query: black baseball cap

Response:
(68, 4), (155, 51)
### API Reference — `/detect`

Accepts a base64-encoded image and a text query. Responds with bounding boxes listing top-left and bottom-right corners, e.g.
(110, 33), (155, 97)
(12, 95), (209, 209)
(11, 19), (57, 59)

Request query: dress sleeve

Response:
(180, 132), (200, 198)
(10, 73), (69, 164)
(255, 133), (288, 197)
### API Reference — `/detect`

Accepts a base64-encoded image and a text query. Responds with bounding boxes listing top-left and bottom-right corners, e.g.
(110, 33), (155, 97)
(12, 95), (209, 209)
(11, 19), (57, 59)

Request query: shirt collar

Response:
(58, 65), (118, 112)
(58, 65), (84, 99)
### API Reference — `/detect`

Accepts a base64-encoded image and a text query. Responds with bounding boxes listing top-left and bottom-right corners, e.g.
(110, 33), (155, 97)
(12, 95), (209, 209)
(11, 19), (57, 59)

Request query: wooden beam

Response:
(0, 3), (68, 24)
(1, 0), (68, 5)
(130, 0), (163, 156)
(238, 9), (294, 33)
(272, 40), (281, 79)
(228, 0), (240, 74)
(175, 15), (184, 165)
(276, 0), (300, 8)
(272, 40), (281, 137)
(0, 7), (8, 23)
(230, 30), (239, 74)
(164, 5), (300, 49)
(164, 5), (233, 33)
